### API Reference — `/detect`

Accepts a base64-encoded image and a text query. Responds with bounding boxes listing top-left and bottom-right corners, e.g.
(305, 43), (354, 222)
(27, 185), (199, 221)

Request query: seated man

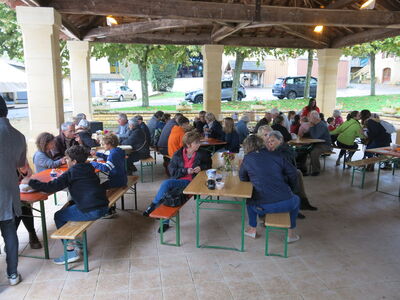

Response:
(236, 115), (250, 144)
(121, 117), (150, 174)
(116, 113), (130, 143)
(52, 122), (79, 160)
(135, 115), (151, 146)
(143, 131), (212, 232)
(25, 145), (109, 265)
(147, 111), (164, 146)
(254, 112), (272, 134)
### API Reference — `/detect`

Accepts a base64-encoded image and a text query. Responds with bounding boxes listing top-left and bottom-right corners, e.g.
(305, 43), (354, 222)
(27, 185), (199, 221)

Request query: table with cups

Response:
(183, 152), (252, 252)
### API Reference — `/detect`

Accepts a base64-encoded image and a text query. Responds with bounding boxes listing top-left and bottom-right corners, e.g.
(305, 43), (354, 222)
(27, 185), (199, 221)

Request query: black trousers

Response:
(15, 205), (35, 233)
(336, 140), (358, 159)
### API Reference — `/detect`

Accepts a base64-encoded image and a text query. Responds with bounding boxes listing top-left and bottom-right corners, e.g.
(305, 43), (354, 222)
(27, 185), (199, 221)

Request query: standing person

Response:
(235, 115), (250, 144)
(300, 98), (320, 117)
(204, 112), (224, 140)
(271, 115), (292, 142)
(330, 111), (363, 166)
(254, 112), (272, 134)
(121, 117), (150, 174)
(239, 135), (300, 240)
(193, 111), (207, 134)
(33, 132), (65, 173)
(147, 111), (164, 146)
(116, 113), (130, 143)
(307, 111), (332, 176)
(0, 96), (26, 285)
(168, 116), (192, 157)
(52, 122), (79, 160)
(222, 117), (240, 153)
(135, 115), (151, 146)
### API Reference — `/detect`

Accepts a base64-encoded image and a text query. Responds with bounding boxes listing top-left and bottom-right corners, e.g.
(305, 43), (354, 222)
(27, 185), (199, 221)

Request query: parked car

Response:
(104, 86), (137, 101)
(272, 76), (317, 99)
(185, 80), (246, 103)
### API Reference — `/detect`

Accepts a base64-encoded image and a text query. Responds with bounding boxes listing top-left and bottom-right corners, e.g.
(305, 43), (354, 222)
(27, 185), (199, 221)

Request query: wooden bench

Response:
(107, 175), (139, 210)
(149, 196), (191, 246)
(346, 156), (388, 189)
(333, 147), (360, 170)
(140, 157), (155, 183)
(51, 221), (93, 272)
(265, 213), (291, 258)
(149, 146), (158, 164)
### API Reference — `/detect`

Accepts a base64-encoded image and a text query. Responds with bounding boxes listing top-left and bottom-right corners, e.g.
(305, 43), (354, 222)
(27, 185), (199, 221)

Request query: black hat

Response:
(0, 96), (8, 118)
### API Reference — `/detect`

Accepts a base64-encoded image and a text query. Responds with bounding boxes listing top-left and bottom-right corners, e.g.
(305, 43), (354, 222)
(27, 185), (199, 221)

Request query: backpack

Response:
(160, 186), (188, 207)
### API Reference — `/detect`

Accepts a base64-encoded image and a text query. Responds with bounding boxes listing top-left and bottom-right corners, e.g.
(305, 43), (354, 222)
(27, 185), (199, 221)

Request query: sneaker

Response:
(287, 234), (301, 244)
(8, 273), (21, 286)
(244, 230), (256, 238)
(53, 250), (80, 265)
(143, 203), (157, 217)
(102, 207), (117, 219)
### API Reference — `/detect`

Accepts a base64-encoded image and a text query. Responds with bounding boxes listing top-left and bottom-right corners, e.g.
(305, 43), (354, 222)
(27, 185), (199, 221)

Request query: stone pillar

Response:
(316, 49), (342, 115)
(16, 6), (64, 135)
(67, 41), (92, 119)
(202, 45), (224, 118)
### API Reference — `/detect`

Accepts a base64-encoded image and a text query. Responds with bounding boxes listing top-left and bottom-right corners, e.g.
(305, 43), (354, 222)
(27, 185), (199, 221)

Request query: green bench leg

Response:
(54, 193), (58, 206)
(351, 167), (355, 186)
(265, 226), (288, 258)
(376, 162), (382, 192)
(140, 162), (154, 183)
(159, 213), (180, 247)
(63, 231), (89, 272)
(360, 167), (366, 189)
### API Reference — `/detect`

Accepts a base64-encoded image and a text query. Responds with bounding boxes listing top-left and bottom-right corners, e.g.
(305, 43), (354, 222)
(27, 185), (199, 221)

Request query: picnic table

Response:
(92, 145), (133, 155)
(287, 138), (325, 146)
(199, 138), (227, 153)
(183, 155), (252, 252)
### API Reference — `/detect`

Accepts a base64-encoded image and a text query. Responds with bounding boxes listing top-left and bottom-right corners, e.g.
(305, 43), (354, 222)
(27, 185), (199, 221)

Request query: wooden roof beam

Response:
(84, 19), (210, 40)
(49, 0), (400, 28)
(325, 0), (358, 9)
(331, 28), (400, 47)
(278, 25), (329, 46)
(211, 22), (250, 42)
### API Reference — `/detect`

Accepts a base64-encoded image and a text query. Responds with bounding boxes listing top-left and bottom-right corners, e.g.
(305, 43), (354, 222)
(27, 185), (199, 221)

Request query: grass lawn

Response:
(109, 94), (400, 114)
(140, 92), (184, 100)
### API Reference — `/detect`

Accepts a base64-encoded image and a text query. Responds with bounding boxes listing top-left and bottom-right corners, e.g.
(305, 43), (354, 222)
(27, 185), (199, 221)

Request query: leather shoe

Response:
(297, 212), (306, 219)
(29, 232), (42, 249)
(143, 203), (156, 217)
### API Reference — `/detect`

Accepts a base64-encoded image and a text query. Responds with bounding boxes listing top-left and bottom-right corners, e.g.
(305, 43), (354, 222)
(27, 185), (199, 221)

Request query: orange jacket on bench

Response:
(168, 125), (185, 157)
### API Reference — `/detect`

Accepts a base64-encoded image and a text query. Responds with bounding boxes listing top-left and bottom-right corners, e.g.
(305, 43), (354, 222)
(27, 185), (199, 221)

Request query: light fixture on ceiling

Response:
(360, 0), (376, 9)
(106, 16), (118, 26)
(314, 25), (324, 33)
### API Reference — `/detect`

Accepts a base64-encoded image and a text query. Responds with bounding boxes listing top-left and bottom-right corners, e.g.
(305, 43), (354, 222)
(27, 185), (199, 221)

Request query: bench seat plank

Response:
(346, 157), (387, 167)
(150, 204), (182, 219)
(265, 213), (290, 228)
(51, 221), (94, 240)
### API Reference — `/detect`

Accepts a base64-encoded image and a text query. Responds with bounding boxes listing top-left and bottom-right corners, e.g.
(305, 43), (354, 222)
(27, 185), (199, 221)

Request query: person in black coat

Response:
(157, 113), (183, 155)
(204, 112), (224, 140)
(135, 115), (152, 147)
(271, 115), (292, 142)
(143, 131), (212, 232)
(121, 117), (150, 174)
(193, 111), (207, 134)
(253, 112), (272, 134)
(222, 117), (240, 153)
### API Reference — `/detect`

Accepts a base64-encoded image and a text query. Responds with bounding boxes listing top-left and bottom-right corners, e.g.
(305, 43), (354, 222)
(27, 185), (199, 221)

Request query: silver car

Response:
(185, 80), (246, 103)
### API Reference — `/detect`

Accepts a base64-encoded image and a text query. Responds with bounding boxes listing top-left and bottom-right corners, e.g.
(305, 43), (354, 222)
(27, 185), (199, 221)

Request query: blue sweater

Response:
(235, 120), (249, 143)
(91, 147), (127, 188)
(239, 149), (297, 205)
(33, 151), (63, 173)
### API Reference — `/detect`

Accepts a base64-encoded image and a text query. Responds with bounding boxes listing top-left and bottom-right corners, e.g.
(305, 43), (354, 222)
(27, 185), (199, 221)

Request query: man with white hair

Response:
(307, 111), (332, 176)
(236, 115), (250, 144)
(52, 122), (79, 160)
(271, 108), (290, 129)
(116, 113), (129, 142)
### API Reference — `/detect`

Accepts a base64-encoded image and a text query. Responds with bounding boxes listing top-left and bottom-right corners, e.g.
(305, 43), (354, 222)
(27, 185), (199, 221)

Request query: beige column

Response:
(201, 45), (224, 118)
(67, 41), (92, 119)
(16, 6), (64, 136)
(316, 49), (342, 115)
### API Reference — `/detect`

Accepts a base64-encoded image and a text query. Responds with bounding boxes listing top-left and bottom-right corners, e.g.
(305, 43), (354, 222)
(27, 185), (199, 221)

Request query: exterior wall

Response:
(296, 59), (350, 89)
(263, 59), (289, 86)
(375, 54), (400, 84)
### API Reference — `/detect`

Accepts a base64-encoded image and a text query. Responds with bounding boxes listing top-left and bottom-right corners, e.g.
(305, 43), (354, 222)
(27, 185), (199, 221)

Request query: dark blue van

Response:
(272, 76), (317, 99)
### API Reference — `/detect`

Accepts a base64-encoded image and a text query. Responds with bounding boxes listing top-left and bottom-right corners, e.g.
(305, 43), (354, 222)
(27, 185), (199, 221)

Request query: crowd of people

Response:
(0, 93), (396, 286)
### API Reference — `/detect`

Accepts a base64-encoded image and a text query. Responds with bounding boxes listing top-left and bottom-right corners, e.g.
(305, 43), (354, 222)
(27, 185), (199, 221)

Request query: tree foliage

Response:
(150, 61), (178, 92)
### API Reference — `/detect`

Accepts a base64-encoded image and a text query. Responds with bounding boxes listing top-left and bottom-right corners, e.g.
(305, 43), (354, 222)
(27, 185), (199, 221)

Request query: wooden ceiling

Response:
(4, 0), (400, 48)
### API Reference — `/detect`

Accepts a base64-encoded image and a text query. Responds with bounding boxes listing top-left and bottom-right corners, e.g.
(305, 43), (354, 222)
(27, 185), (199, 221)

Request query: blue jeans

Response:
(365, 141), (390, 158)
(0, 219), (18, 276)
(54, 204), (109, 229)
(152, 179), (190, 225)
(247, 195), (300, 228)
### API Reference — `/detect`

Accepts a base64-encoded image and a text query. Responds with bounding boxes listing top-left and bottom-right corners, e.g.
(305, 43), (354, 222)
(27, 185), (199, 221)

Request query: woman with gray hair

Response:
(235, 115), (250, 144)
(266, 131), (317, 215)
(239, 135), (300, 240)
(121, 117), (150, 174)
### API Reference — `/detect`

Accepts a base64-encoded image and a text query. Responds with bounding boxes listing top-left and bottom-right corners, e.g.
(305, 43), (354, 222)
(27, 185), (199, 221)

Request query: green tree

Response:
(343, 37), (400, 96)
(150, 61), (178, 92)
(92, 44), (195, 106)
(224, 47), (271, 102)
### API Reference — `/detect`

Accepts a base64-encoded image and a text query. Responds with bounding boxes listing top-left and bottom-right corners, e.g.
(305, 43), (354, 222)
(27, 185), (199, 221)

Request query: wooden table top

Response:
(366, 146), (400, 158)
(183, 171), (253, 199)
(200, 138), (227, 147)
(287, 138), (326, 145)
(93, 145), (133, 154)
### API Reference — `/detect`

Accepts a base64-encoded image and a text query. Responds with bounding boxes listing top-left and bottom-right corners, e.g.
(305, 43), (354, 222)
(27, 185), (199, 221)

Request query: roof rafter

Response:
(331, 28), (400, 47)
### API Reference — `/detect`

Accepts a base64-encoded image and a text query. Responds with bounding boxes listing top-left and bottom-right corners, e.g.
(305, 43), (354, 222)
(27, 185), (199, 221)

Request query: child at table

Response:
(24, 145), (109, 265)
(33, 132), (65, 173)
(90, 133), (127, 218)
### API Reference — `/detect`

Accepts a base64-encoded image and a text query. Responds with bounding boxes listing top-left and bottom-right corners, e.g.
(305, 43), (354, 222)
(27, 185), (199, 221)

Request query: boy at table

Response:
(90, 133), (127, 218)
(25, 145), (109, 265)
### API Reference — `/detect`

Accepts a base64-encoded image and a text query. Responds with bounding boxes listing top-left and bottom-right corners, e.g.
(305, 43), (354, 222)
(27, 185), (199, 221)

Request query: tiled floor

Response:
(1, 152), (400, 300)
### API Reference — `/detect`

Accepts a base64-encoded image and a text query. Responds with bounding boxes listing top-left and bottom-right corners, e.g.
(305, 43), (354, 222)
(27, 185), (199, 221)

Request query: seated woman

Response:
(257, 125), (273, 139)
(204, 112), (224, 140)
(330, 110), (364, 166)
(290, 115), (301, 135)
(265, 131), (317, 217)
(143, 131), (212, 232)
(33, 132), (65, 173)
(271, 115), (292, 142)
(222, 117), (240, 153)
(239, 135), (300, 241)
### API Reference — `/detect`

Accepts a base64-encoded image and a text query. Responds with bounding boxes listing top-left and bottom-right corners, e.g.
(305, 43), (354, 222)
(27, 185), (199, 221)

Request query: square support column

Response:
(202, 45), (224, 118)
(67, 41), (92, 119)
(16, 6), (64, 135)
(316, 49), (342, 115)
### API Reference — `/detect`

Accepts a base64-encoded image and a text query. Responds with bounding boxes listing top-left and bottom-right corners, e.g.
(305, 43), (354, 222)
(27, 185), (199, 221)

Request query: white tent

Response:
(0, 59), (26, 92)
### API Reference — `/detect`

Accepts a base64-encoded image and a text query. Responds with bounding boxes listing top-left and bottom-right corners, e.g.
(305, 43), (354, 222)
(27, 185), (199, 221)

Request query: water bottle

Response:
(50, 169), (57, 179)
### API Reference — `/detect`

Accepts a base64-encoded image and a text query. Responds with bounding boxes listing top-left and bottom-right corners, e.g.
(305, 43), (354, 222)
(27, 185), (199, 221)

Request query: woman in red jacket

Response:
(301, 98), (320, 117)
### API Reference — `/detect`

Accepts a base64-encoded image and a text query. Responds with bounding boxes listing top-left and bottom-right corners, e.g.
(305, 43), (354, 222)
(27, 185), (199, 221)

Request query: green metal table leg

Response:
(63, 240), (69, 271)
(240, 198), (245, 252)
(160, 219), (164, 245)
(376, 162), (382, 191)
(176, 213), (180, 247)
(351, 167), (355, 186)
(140, 162), (144, 183)
(265, 227), (269, 256)
(361, 167), (366, 189)
(39, 200), (50, 259)
(82, 232), (89, 272)
(196, 196), (200, 248)
(284, 229), (288, 258)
